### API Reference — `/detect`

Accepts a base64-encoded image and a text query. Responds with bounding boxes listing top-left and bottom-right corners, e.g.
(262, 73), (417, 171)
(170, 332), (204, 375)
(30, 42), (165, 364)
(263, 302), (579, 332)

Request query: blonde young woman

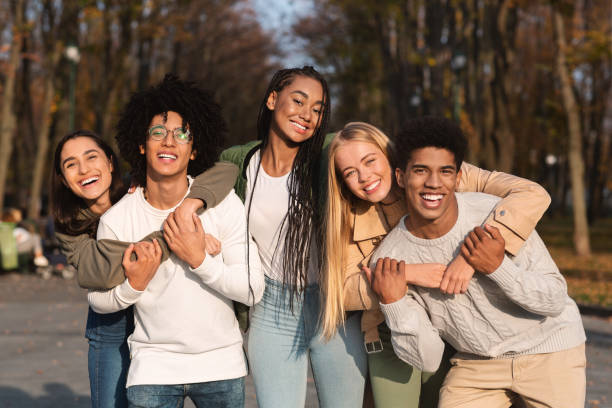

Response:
(322, 121), (551, 407)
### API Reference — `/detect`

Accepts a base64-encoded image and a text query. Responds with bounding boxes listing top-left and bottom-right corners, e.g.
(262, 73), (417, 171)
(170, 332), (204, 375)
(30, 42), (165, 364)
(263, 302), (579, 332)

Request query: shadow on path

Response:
(0, 383), (89, 408)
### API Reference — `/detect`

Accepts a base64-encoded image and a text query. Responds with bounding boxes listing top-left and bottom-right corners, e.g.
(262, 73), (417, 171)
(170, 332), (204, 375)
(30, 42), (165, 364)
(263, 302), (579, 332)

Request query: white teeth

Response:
(81, 177), (99, 186)
(422, 194), (443, 201)
(364, 180), (380, 191)
(158, 154), (177, 159)
(293, 122), (306, 130)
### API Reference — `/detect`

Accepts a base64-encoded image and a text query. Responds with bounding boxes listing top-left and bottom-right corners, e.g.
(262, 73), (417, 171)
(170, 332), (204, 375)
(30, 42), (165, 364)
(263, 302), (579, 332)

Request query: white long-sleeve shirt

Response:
(88, 182), (264, 387)
(372, 192), (585, 373)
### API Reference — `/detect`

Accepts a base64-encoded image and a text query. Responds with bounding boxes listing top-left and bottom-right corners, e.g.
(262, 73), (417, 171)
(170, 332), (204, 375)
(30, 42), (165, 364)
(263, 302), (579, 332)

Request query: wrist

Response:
(380, 292), (404, 305)
(482, 258), (504, 275)
(127, 277), (146, 291)
(189, 252), (206, 269)
(182, 198), (204, 213)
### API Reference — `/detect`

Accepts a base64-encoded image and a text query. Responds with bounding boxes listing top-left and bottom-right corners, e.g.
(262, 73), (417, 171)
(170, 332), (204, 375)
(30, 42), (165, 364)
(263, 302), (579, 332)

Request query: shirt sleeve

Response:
(56, 229), (170, 290)
(87, 279), (143, 314)
(186, 161), (239, 208)
(486, 230), (568, 317)
(189, 193), (264, 306)
(380, 292), (446, 372)
(86, 219), (146, 313)
(458, 162), (551, 255)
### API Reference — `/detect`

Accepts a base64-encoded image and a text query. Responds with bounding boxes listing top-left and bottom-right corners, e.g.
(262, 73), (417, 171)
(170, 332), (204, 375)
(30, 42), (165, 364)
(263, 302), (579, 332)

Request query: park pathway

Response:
(0, 273), (609, 408)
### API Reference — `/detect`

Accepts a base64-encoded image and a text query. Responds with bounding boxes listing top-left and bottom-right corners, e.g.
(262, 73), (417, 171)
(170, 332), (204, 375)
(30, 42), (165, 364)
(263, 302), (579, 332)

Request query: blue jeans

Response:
(86, 306), (134, 408)
(126, 378), (245, 408)
(248, 277), (367, 408)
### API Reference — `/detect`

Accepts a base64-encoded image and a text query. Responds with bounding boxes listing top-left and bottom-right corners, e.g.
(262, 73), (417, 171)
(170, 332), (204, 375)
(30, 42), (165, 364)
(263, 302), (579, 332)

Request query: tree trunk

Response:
(552, 7), (591, 256)
(28, 45), (61, 219)
(0, 0), (24, 211)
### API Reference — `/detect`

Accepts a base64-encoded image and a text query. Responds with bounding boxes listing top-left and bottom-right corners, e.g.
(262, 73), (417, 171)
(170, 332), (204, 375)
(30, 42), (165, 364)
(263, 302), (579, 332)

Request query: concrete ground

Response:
(0, 272), (610, 408)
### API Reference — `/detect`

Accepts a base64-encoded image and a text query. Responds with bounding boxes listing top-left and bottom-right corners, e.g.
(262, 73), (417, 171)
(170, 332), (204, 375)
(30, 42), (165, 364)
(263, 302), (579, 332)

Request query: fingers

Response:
(398, 260), (406, 278)
(362, 265), (372, 285)
(152, 238), (162, 261)
(132, 242), (149, 261)
(389, 258), (398, 276)
(192, 213), (205, 234)
(122, 244), (135, 268)
(204, 234), (221, 255)
(460, 278), (470, 293)
(375, 258), (384, 278)
(166, 212), (179, 235)
(464, 234), (475, 255)
(473, 226), (491, 241)
(485, 224), (503, 241)
(440, 271), (450, 293)
(449, 278), (462, 295)
(163, 219), (175, 245)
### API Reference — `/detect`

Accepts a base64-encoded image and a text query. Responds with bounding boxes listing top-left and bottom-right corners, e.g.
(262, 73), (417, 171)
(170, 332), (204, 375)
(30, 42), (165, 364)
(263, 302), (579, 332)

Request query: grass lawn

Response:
(538, 216), (612, 308)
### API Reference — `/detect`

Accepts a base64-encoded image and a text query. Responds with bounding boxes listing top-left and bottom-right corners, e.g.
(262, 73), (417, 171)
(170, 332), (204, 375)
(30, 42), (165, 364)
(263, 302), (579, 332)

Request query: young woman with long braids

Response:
(322, 122), (552, 407)
(221, 67), (368, 407)
(51, 127), (237, 408)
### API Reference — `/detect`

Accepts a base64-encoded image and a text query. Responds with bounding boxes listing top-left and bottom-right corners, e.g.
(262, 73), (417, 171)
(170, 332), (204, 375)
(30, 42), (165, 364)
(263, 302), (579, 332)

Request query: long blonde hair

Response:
(322, 122), (394, 339)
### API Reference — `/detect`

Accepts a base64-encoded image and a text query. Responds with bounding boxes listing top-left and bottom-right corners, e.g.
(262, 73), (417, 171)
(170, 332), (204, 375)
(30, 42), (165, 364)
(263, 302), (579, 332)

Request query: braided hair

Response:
(254, 66), (330, 300)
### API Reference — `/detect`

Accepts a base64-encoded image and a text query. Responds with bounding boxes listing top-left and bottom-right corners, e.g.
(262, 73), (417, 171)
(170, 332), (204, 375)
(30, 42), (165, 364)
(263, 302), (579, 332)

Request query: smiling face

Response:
(334, 140), (394, 203)
(267, 75), (324, 145)
(139, 111), (195, 181)
(60, 136), (114, 212)
(396, 147), (462, 237)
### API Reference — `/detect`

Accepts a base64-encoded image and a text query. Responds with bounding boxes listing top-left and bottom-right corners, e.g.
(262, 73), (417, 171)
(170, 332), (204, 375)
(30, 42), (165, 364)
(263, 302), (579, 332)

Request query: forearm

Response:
(186, 161), (239, 208)
(190, 238), (264, 305)
(459, 162), (551, 255)
(487, 234), (567, 317)
(58, 231), (169, 290)
(380, 294), (445, 372)
(56, 231), (127, 289)
(87, 280), (143, 314)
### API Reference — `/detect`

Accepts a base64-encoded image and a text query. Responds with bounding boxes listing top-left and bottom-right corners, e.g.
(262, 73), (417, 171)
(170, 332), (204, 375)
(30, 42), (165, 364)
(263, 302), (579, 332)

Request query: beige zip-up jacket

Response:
(342, 162), (552, 343)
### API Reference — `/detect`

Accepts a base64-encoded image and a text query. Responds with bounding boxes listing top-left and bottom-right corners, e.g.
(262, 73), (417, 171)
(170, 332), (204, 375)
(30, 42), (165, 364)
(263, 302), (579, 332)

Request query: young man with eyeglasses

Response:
(367, 117), (586, 408)
(87, 74), (264, 408)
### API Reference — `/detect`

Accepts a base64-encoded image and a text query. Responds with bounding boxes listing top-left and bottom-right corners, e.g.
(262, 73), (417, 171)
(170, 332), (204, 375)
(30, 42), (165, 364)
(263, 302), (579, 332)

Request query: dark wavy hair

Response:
(393, 116), (467, 171)
(51, 130), (125, 237)
(250, 66), (330, 297)
(115, 74), (227, 187)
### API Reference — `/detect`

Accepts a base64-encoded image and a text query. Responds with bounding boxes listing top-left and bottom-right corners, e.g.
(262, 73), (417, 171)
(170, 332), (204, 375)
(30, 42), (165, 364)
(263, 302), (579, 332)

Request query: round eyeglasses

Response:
(147, 125), (192, 144)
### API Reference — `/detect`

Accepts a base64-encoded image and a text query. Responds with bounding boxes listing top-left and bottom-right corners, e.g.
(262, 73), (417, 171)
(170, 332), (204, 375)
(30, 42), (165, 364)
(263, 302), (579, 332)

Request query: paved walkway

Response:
(0, 273), (610, 408)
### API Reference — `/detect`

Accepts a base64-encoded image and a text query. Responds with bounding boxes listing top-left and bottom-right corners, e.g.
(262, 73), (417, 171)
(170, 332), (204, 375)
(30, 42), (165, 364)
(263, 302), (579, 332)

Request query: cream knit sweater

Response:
(372, 192), (585, 372)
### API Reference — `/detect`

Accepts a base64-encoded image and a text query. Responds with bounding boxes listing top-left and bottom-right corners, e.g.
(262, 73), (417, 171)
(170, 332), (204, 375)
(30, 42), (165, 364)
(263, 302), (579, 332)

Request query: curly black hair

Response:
(393, 116), (467, 171)
(115, 74), (227, 187)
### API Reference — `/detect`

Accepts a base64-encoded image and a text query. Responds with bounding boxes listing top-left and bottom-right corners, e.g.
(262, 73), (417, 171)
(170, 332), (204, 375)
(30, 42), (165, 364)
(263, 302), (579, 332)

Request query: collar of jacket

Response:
(351, 199), (389, 243)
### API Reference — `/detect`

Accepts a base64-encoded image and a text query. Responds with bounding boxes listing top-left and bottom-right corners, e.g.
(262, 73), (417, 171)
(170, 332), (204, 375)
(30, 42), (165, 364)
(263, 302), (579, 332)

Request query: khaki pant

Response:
(439, 344), (586, 408)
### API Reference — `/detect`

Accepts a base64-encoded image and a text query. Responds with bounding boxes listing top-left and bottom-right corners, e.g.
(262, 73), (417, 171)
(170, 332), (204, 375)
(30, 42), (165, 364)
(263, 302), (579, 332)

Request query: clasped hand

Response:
(163, 211), (222, 269)
(123, 239), (162, 291)
(461, 224), (505, 275)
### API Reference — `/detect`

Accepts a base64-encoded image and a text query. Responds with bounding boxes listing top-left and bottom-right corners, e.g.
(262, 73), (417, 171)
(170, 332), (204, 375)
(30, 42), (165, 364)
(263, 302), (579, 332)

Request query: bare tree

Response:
(552, 4), (591, 256)
(0, 0), (23, 211)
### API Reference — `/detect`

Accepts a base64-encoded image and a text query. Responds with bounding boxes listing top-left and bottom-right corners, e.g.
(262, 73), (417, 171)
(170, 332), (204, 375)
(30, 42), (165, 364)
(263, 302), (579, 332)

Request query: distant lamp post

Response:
(451, 51), (467, 120)
(65, 43), (80, 131)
